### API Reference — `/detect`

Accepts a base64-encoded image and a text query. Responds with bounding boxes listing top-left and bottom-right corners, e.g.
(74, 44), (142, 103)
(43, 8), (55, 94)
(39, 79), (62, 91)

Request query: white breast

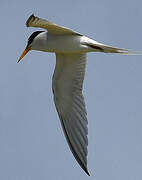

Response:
(31, 32), (89, 53)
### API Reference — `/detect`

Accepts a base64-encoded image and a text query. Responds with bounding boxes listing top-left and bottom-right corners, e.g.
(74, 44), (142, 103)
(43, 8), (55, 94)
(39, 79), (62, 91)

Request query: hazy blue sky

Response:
(0, 0), (142, 179)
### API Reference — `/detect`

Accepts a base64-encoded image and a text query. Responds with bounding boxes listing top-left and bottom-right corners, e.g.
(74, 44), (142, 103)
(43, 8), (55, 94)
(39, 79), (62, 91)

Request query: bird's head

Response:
(18, 31), (44, 63)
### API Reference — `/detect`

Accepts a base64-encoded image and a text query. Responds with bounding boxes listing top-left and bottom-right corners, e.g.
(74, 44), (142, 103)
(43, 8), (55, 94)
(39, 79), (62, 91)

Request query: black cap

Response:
(27, 31), (44, 47)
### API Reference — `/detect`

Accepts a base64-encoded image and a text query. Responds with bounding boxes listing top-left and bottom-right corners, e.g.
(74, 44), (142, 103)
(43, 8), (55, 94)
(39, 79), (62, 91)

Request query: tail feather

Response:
(101, 45), (142, 55)
(86, 42), (142, 55)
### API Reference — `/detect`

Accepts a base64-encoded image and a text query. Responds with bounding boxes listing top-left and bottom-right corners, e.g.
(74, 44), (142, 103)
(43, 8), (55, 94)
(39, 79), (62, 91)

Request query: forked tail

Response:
(86, 42), (142, 55)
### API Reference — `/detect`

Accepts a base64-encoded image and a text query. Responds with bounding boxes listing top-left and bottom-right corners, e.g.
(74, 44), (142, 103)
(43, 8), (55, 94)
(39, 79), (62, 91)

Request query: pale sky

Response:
(0, 0), (142, 179)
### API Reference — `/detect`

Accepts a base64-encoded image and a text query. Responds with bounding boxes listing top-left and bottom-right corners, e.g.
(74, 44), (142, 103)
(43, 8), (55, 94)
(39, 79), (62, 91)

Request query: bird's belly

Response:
(41, 35), (87, 53)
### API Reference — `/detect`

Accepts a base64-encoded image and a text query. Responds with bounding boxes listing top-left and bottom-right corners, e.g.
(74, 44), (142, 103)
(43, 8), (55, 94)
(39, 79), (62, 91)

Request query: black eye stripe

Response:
(27, 31), (44, 46)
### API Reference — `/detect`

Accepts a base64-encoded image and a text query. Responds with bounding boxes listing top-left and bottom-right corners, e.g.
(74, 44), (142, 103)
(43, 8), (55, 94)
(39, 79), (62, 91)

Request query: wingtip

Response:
(26, 14), (35, 27)
(81, 162), (90, 176)
(83, 167), (90, 176)
(86, 170), (90, 176)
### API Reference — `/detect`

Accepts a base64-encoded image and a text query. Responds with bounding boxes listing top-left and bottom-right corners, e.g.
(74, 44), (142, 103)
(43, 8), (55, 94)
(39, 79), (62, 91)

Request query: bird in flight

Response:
(18, 14), (141, 176)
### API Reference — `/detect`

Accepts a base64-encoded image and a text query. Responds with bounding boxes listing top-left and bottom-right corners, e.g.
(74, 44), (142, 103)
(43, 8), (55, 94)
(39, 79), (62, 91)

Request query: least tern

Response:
(18, 14), (141, 175)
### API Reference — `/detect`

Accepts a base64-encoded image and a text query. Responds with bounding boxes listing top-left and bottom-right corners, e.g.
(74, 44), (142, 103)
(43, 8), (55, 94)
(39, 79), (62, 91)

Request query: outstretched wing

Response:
(26, 14), (81, 35)
(52, 53), (90, 175)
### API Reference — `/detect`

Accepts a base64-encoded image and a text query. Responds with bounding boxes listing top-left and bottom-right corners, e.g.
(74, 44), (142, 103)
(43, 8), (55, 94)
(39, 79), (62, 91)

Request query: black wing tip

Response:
(81, 163), (90, 176)
(26, 14), (36, 27)
(59, 115), (90, 176)
(78, 160), (90, 176)
(85, 169), (90, 176)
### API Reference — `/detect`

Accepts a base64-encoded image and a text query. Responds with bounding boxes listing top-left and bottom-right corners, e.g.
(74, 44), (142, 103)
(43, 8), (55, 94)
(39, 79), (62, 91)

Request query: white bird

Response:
(18, 14), (141, 175)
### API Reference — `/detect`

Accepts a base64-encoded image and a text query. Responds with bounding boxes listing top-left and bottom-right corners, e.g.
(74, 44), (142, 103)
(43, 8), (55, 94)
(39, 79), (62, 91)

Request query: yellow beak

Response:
(17, 46), (31, 63)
